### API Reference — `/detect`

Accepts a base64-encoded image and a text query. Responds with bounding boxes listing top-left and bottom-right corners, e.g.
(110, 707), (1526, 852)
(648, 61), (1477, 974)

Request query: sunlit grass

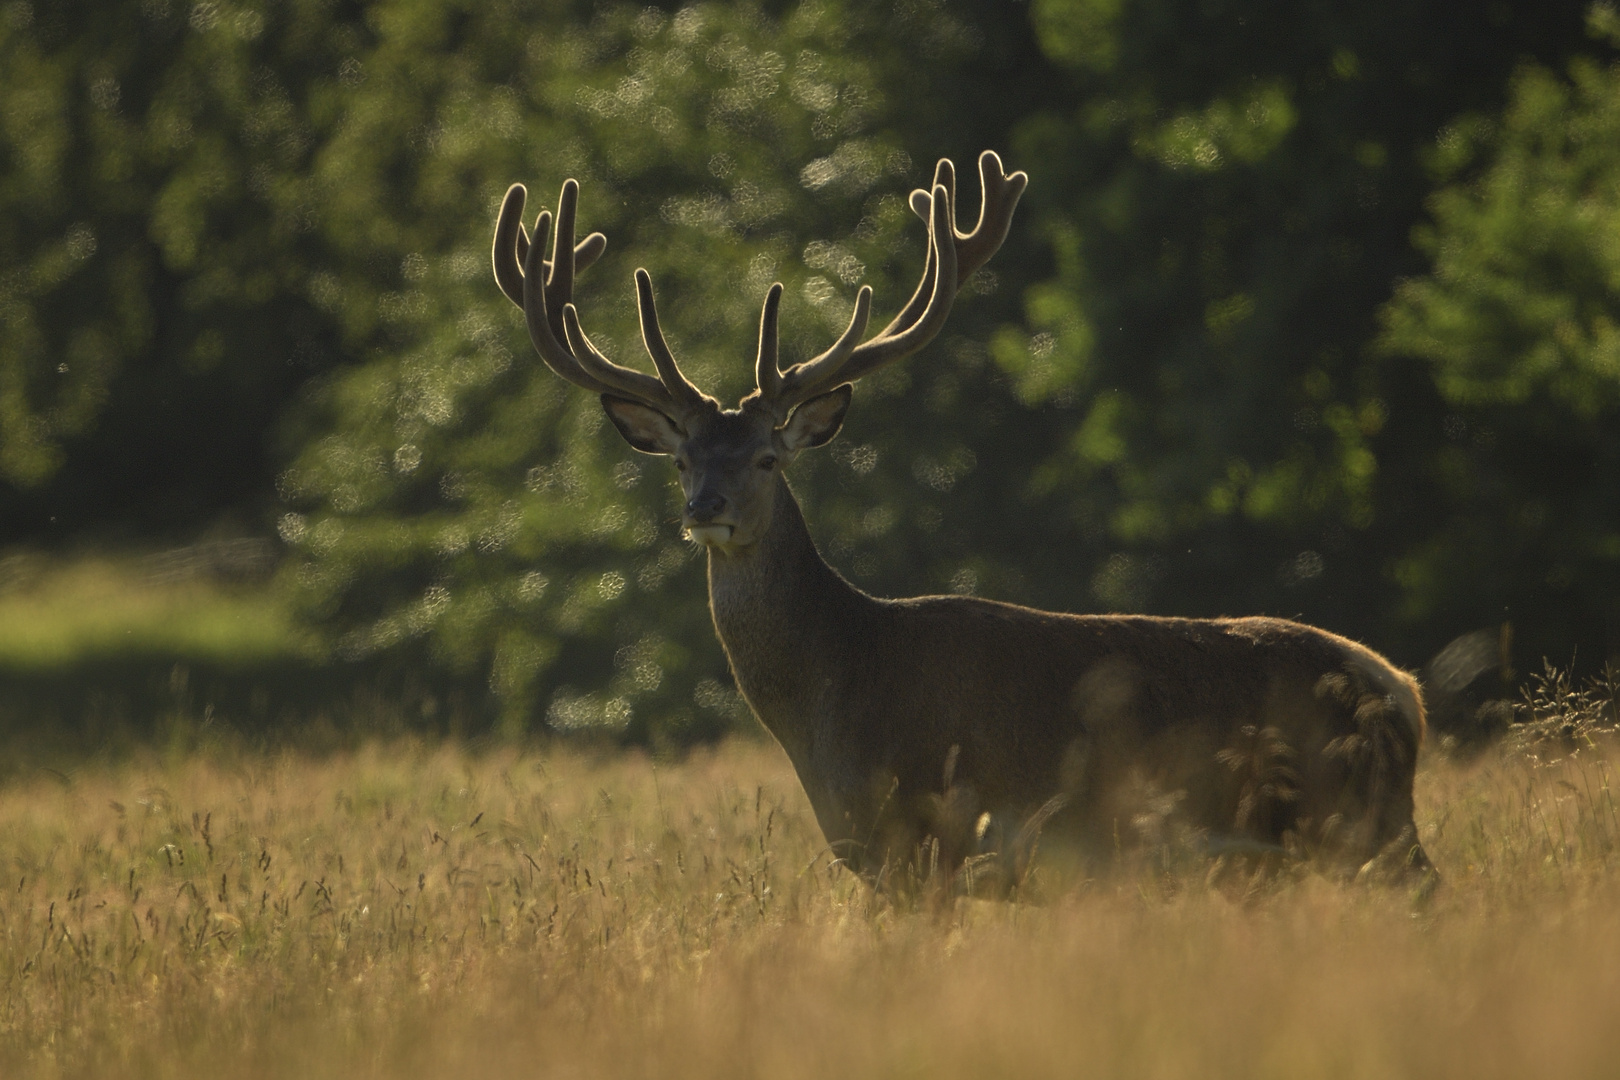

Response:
(0, 552), (315, 671)
(0, 723), (1617, 1079)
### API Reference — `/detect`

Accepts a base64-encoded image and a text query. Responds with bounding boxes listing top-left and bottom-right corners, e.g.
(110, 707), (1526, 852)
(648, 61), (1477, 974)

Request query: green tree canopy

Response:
(5, 0), (1616, 742)
(1380, 7), (1620, 664)
(994, 0), (1594, 666)
(0, 0), (369, 535)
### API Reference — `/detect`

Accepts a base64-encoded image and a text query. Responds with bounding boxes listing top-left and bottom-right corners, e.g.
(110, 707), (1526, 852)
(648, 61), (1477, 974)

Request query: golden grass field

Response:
(0, 718), (1617, 1080)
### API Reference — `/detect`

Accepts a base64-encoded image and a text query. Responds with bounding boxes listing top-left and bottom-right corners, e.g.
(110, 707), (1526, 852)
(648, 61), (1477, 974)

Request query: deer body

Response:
(707, 475), (1426, 880)
(491, 152), (1433, 886)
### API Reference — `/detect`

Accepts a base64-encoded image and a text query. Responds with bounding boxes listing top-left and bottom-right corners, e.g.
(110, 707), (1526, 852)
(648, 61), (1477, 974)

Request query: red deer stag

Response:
(491, 152), (1434, 891)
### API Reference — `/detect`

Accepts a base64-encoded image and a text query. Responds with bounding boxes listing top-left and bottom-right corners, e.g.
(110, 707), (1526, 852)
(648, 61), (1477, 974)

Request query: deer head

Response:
(492, 152), (1027, 553)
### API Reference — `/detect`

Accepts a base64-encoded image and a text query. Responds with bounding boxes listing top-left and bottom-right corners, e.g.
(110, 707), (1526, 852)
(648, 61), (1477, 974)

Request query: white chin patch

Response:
(686, 524), (735, 546)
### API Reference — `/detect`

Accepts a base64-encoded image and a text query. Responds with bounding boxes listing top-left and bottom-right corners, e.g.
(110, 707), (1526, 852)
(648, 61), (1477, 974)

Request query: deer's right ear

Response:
(601, 395), (683, 455)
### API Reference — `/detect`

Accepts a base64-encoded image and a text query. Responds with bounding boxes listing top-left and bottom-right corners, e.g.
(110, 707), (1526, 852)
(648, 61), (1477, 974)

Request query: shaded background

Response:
(2, 0), (1617, 747)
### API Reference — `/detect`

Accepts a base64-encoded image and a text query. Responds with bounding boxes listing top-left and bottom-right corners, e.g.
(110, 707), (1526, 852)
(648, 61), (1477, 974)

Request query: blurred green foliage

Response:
(1004, 0), (1597, 661)
(257, 0), (1030, 740)
(2, 0), (1618, 742)
(0, 0), (361, 531)
(1379, 5), (1620, 665)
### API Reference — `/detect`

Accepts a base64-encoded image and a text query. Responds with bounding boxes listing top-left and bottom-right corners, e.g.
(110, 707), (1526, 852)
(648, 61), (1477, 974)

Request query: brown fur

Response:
(706, 479), (1432, 887)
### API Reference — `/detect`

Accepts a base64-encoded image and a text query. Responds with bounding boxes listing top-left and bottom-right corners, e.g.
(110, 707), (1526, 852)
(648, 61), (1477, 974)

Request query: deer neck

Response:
(705, 476), (872, 761)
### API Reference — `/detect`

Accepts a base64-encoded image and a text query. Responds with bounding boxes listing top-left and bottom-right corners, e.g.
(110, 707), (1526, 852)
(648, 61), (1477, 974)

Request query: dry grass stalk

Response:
(1509, 661), (1620, 760)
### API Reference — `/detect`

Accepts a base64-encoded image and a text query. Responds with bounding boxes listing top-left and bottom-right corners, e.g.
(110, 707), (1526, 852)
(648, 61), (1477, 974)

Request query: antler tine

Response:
(493, 184), (530, 308)
(493, 183), (608, 310)
(634, 270), (707, 412)
(755, 284), (785, 400)
(559, 304), (686, 410)
(832, 180), (959, 384)
(547, 179), (582, 327)
(873, 155), (955, 346)
(766, 286), (872, 415)
(515, 227), (606, 282)
(955, 150), (1029, 280)
(497, 179), (699, 415)
(519, 209), (617, 395)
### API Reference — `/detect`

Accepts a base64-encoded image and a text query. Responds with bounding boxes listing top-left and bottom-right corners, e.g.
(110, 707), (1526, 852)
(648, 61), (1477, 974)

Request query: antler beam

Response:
(756, 150), (1027, 418)
(496, 151), (1023, 426)
(492, 180), (710, 420)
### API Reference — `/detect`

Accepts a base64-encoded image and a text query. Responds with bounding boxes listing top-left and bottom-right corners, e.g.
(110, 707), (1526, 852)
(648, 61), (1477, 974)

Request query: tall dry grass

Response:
(0, 718), (1617, 1079)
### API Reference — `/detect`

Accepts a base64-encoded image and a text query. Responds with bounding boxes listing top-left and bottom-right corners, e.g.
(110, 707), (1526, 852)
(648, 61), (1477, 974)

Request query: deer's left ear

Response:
(602, 395), (684, 455)
(779, 384), (851, 451)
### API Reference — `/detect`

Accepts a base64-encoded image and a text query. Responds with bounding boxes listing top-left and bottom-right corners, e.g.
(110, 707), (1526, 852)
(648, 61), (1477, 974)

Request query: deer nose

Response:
(685, 492), (726, 523)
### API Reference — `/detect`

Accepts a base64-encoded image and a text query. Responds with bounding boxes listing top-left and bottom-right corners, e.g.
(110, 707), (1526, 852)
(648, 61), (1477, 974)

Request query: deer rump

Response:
(742, 602), (1427, 889)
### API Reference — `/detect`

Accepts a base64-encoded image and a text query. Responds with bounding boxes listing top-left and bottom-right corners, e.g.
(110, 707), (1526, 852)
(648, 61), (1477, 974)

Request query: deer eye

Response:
(757, 455), (778, 471)
(675, 459), (688, 472)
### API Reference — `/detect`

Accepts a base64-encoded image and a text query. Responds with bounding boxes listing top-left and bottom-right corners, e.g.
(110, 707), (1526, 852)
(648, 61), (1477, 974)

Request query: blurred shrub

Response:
(1380, 8), (1620, 660)
(8, 0), (1620, 747)
(1004, 0), (1598, 665)
(0, 0), (369, 529)
(268, 0), (1023, 740)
